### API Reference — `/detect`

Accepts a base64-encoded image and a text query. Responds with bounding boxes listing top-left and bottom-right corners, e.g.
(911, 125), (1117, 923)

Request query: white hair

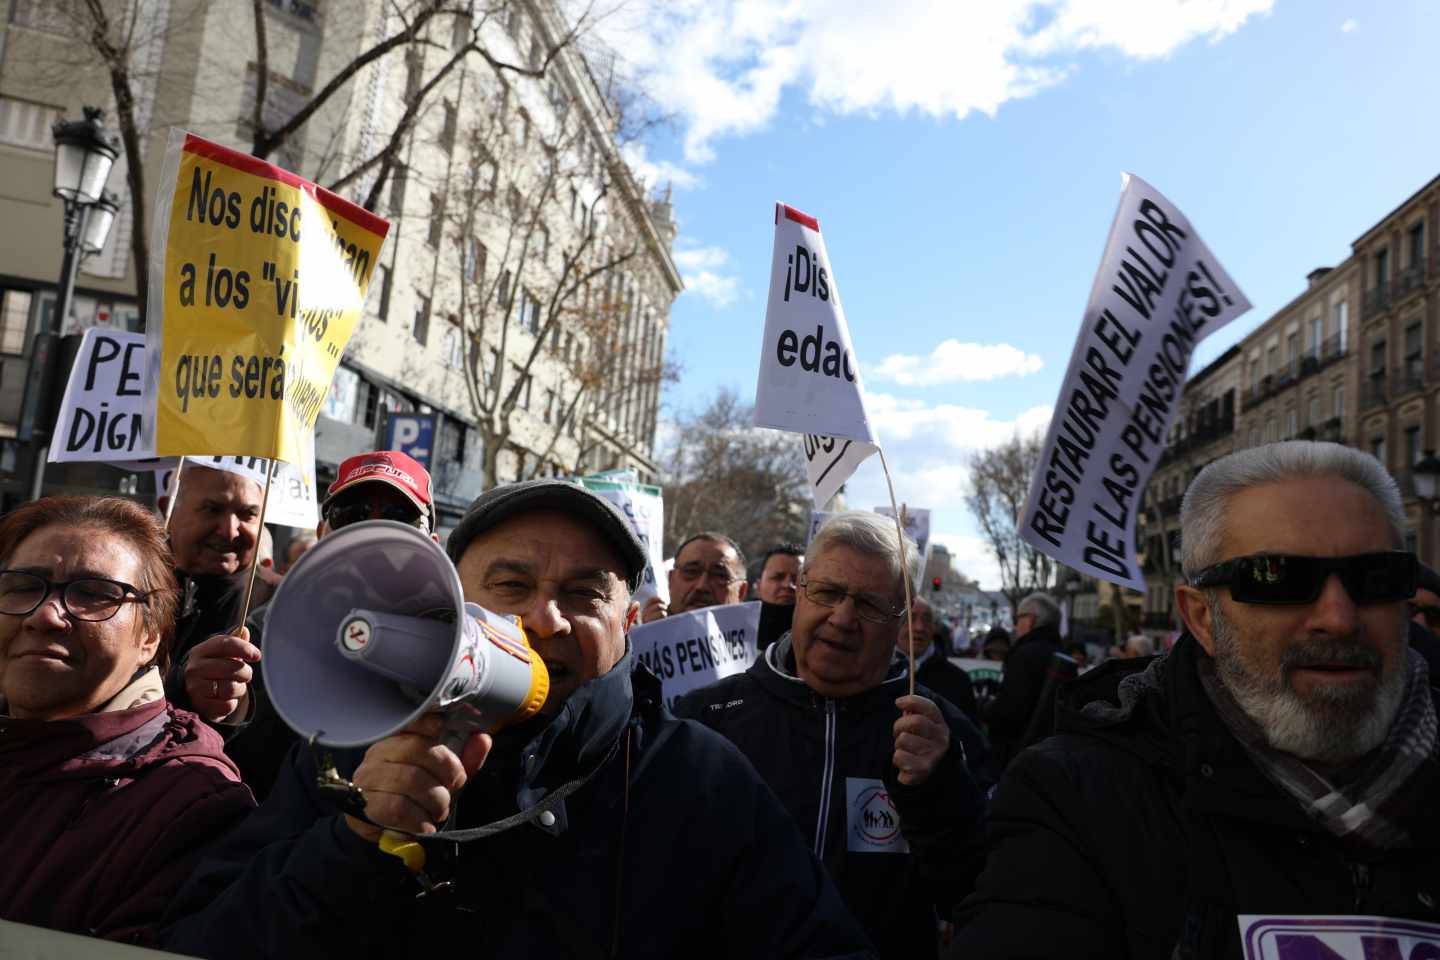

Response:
(1180, 441), (1404, 578)
(1017, 592), (1061, 628)
(810, 510), (918, 601)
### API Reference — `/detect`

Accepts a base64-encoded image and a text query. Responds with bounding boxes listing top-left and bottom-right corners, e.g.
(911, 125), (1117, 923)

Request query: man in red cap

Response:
(317, 451), (439, 540)
(182, 450), (438, 799)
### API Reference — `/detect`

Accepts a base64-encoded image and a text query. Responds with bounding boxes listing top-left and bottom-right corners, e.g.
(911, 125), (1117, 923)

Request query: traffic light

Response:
(931, 577), (942, 593)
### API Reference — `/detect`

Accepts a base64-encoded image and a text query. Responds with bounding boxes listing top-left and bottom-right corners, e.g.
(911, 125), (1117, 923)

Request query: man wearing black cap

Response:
(166, 479), (875, 959)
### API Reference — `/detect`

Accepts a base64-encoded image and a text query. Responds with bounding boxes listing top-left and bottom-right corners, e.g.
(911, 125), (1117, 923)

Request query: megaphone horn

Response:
(264, 520), (549, 750)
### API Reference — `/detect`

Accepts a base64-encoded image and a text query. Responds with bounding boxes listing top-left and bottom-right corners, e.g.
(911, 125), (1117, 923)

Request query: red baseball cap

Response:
(324, 451), (436, 527)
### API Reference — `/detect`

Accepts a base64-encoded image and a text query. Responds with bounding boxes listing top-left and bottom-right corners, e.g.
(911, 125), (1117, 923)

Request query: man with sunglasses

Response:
(677, 511), (989, 959)
(952, 441), (1440, 959)
(180, 451), (438, 798)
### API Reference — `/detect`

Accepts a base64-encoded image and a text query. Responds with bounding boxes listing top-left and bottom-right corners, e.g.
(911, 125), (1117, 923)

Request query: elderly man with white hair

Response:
(950, 441), (1440, 959)
(984, 590), (1064, 770)
(677, 510), (989, 959)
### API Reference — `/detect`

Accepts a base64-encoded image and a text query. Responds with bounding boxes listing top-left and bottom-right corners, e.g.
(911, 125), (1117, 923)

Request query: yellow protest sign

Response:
(141, 131), (389, 466)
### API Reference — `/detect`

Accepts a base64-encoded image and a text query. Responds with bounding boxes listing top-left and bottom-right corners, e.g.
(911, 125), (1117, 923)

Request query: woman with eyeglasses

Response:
(0, 496), (255, 945)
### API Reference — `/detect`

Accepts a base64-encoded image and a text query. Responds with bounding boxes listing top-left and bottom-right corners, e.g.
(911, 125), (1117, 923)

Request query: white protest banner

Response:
(49, 329), (148, 463)
(579, 476), (669, 606)
(629, 601), (760, 708)
(805, 433), (877, 507)
(156, 448), (319, 529)
(755, 203), (877, 506)
(1020, 174), (1250, 591)
(1238, 915), (1440, 959)
(875, 505), (931, 586)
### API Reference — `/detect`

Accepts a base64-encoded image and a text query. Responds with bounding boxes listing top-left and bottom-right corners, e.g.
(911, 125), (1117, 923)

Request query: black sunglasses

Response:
(324, 500), (426, 532)
(1191, 551), (1418, 606)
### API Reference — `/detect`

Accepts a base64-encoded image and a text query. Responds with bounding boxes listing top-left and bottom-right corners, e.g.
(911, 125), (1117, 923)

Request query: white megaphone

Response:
(263, 520), (549, 751)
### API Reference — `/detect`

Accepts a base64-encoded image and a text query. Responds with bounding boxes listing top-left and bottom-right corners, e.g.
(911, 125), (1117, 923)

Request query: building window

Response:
(1333, 384), (1345, 422)
(405, 49), (423, 102)
(1310, 316), (1323, 358)
(1406, 425), (1422, 467)
(440, 99), (457, 152)
(1265, 418), (1277, 444)
(1406, 322), (1423, 363)
(413, 295), (430, 345)
(0, 96), (60, 150)
(451, 11), (472, 49)
(370, 263), (392, 321)
(1286, 332), (1299, 366)
(0, 289), (32, 355)
(427, 193), (445, 248)
(1371, 339), (1387, 376)
(1409, 222), (1425, 268)
(1372, 436), (1387, 466)
(1376, 247), (1390, 290)
(1266, 345), (1278, 376)
(1284, 410), (1296, 440)
(497, 269), (512, 308)
(389, 163), (408, 217)
(464, 238), (487, 285)
(443, 325), (463, 369)
(1308, 395), (1321, 427)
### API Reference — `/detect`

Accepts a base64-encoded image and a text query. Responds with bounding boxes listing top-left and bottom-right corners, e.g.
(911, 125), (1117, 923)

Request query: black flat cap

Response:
(446, 479), (648, 590)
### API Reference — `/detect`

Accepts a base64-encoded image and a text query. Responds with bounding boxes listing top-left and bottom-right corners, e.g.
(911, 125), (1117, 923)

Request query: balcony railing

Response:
(1397, 262), (1428, 301)
(1396, 358), (1426, 396)
(1362, 372), (1388, 412)
(1363, 284), (1391, 320)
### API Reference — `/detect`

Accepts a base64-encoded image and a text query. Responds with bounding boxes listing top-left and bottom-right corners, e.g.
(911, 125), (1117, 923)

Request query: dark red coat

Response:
(0, 697), (254, 944)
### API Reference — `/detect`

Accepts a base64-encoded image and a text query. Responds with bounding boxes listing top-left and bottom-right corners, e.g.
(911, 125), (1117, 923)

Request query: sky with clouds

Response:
(588, 0), (1440, 589)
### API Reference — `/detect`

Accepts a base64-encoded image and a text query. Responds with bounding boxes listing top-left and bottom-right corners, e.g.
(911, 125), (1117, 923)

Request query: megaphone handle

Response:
(379, 831), (427, 872)
(377, 716), (475, 874)
(439, 709), (481, 758)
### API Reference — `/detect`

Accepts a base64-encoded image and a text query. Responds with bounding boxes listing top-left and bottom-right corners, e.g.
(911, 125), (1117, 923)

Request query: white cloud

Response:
(618, 141), (700, 192)
(673, 242), (741, 307)
(873, 339), (1044, 386)
(1340, 17), (1358, 33)
(587, 0), (1273, 162)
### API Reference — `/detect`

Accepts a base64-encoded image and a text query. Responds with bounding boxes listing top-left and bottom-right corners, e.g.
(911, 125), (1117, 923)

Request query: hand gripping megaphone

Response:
(263, 520), (549, 751)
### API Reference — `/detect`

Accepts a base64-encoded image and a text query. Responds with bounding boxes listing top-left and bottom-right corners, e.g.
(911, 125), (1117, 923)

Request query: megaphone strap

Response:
(312, 729), (626, 844)
(429, 731), (625, 842)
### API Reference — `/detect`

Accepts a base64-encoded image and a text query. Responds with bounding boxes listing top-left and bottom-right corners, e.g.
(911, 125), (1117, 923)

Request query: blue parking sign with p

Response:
(386, 412), (435, 470)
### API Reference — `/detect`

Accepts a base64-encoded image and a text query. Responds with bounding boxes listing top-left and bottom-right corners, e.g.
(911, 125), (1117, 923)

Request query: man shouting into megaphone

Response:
(164, 479), (875, 959)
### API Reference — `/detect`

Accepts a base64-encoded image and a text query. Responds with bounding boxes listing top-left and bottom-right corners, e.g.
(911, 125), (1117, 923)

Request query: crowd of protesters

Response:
(5, 438), (1440, 958)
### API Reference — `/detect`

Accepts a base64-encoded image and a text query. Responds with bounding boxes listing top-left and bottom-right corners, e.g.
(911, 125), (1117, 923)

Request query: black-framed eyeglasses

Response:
(0, 571), (150, 622)
(674, 562), (742, 584)
(324, 500), (427, 533)
(1190, 551), (1418, 606)
(799, 577), (903, 624)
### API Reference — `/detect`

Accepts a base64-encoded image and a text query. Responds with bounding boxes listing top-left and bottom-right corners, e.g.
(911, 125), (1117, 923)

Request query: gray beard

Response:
(1209, 604), (1407, 767)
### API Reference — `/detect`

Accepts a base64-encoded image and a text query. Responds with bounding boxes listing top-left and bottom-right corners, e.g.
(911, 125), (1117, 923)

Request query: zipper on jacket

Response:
(1348, 861), (1372, 909)
(813, 698), (837, 857)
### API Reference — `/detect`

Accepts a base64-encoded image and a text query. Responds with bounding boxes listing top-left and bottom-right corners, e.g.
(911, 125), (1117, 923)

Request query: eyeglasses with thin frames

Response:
(0, 571), (150, 622)
(799, 577), (902, 625)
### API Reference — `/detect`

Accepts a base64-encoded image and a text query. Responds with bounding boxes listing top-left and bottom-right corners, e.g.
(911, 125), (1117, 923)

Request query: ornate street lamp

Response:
(50, 106), (120, 333)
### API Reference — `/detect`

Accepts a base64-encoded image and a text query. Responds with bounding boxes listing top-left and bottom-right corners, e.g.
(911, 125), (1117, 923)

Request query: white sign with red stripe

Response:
(754, 203), (877, 506)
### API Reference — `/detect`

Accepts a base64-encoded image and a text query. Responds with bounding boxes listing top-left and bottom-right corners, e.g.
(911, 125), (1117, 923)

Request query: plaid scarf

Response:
(1199, 647), (1436, 850)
